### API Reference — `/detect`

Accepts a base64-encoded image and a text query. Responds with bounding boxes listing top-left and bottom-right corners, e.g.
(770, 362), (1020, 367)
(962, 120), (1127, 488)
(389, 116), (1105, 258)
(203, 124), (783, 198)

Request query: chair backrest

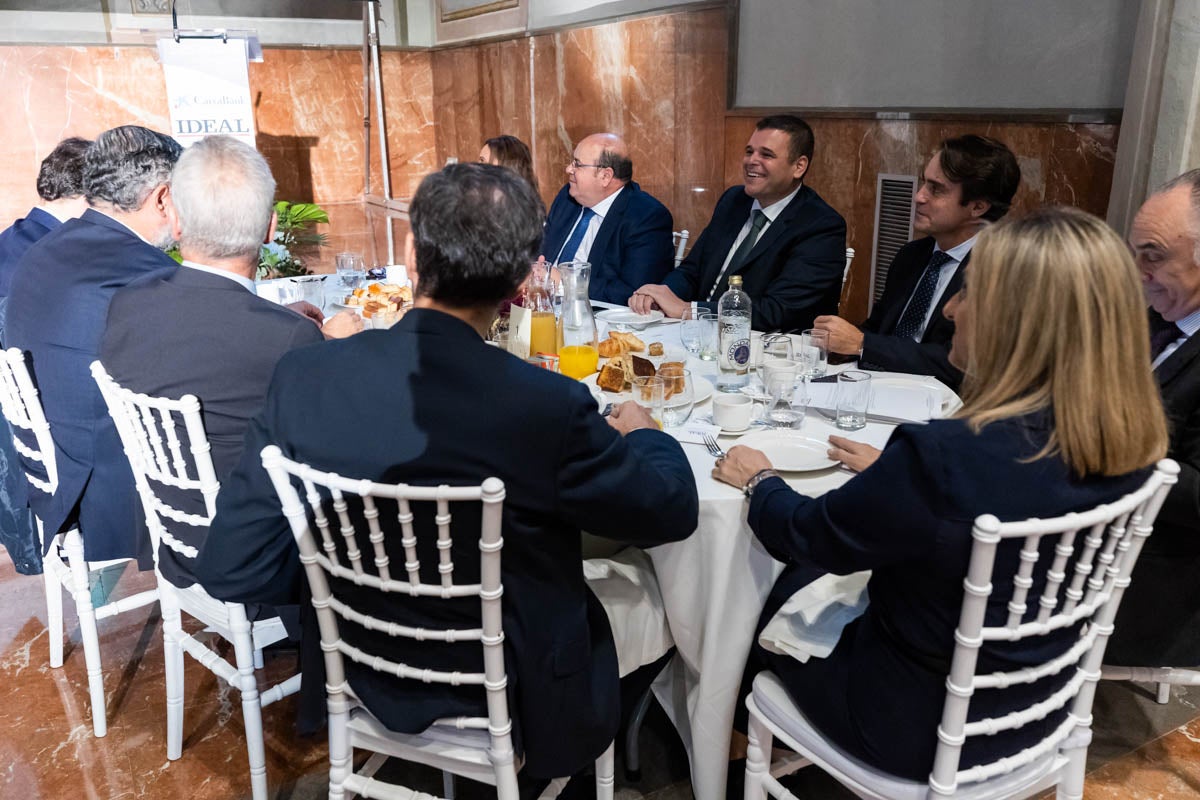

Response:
(258, 445), (512, 747)
(843, 247), (855, 286)
(672, 230), (690, 267)
(0, 347), (57, 495)
(927, 458), (1179, 796)
(90, 360), (219, 564)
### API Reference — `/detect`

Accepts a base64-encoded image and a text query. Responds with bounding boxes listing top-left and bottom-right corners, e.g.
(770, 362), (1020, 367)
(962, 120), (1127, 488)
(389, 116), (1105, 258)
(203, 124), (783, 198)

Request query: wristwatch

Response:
(743, 468), (781, 498)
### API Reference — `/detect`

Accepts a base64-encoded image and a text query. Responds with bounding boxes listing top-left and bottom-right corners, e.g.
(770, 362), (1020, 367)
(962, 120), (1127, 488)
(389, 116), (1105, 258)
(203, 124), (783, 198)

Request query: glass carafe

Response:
(523, 265), (558, 358)
(556, 261), (600, 380)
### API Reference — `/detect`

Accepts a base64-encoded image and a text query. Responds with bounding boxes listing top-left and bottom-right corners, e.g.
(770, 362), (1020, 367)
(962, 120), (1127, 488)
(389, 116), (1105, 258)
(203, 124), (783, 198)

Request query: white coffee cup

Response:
(712, 393), (754, 431)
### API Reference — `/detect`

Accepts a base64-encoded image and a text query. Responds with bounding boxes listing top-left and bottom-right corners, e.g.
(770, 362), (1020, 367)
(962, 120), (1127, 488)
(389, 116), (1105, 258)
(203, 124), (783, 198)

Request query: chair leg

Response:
(160, 593), (185, 761)
(63, 531), (106, 737)
(327, 698), (350, 800)
(1157, 682), (1172, 704)
(43, 554), (64, 668)
(595, 741), (615, 800)
(1056, 735), (1088, 800)
(231, 614), (268, 800)
(253, 646), (264, 670)
(624, 685), (655, 781)
(745, 708), (773, 800)
(442, 770), (456, 799)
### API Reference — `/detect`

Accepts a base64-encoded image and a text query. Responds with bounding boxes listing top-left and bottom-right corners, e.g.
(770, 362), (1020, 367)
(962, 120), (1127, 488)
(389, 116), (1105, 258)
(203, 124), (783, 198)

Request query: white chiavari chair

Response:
(672, 230), (690, 267)
(91, 361), (299, 800)
(743, 459), (1178, 800)
(0, 347), (157, 738)
(260, 445), (615, 800)
(843, 247), (856, 287)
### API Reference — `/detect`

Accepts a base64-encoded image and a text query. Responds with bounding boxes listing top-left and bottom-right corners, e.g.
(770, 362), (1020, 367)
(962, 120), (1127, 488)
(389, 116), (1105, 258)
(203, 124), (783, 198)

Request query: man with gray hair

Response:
(1106, 169), (1200, 667)
(99, 135), (361, 588)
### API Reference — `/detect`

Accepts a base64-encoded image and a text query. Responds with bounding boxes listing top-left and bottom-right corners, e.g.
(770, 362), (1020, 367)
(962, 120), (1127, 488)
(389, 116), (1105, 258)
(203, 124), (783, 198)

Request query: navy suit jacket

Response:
(750, 414), (1148, 779)
(99, 266), (325, 588)
(195, 308), (698, 778)
(541, 182), (674, 304)
(859, 237), (965, 388)
(663, 184), (846, 332)
(1108, 312), (1200, 666)
(6, 209), (176, 561)
(0, 208), (59, 300)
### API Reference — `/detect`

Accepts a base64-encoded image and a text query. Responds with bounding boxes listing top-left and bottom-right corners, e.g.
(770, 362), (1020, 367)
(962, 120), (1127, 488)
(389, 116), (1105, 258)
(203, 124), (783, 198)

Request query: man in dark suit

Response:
(99, 135), (361, 589)
(540, 132), (674, 304)
(0, 136), (91, 576)
(1108, 170), (1200, 667)
(7, 125), (183, 565)
(813, 135), (1020, 388)
(629, 115), (846, 332)
(196, 163), (698, 782)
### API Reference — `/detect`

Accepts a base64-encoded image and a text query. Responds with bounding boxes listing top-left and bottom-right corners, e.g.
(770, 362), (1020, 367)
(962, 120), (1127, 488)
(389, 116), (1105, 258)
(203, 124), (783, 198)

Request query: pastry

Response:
(596, 363), (626, 393)
(610, 331), (645, 352)
(597, 337), (625, 358)
(631, 355), (656, 378)
(648, 342), (664, 357)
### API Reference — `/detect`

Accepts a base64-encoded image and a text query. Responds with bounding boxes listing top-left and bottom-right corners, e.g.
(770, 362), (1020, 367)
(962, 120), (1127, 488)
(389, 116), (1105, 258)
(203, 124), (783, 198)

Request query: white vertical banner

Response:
(157, 37), (256, 147)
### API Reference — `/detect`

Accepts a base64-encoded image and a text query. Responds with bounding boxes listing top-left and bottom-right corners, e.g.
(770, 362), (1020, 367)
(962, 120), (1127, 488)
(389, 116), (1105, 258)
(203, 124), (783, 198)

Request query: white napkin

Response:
(666, 421), (722, 444)
(758, 571), (871, 663)
(508, 303), (532, 359)
(584, 549), (674, 678)
(807, 382), (939, 422)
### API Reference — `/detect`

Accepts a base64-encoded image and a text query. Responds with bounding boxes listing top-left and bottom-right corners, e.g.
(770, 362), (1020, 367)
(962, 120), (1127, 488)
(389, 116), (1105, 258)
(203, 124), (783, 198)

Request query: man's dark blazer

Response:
(662, 184), (846, 332)
(6, 208), (177, 561)
(99, 266), (325, 588)
(858, 237), (965, 388)
(1107, 312), (1200, 666)
(195, 308), (698, 779)
(541, 182), (674, 305)
(0, 207), (60, 304)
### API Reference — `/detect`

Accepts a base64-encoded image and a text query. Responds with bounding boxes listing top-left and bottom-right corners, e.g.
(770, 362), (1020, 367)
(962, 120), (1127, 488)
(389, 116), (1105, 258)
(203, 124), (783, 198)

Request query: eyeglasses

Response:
(567, 158), (607, 171)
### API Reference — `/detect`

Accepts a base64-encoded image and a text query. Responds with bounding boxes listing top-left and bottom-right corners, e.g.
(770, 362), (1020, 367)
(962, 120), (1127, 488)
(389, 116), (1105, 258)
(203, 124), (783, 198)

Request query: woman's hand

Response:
(827, 435), (881, 473)
(712, 445), (774, 489)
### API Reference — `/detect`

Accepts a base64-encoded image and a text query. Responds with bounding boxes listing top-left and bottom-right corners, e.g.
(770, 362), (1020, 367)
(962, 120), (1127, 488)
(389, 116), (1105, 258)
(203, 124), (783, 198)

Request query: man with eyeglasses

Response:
(630, 115), (846, 332)
(540, 132), (674, 304)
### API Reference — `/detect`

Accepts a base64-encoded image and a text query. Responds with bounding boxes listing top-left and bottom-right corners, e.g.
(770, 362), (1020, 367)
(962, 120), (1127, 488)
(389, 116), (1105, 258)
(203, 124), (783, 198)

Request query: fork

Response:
(702, 433), (725, 458)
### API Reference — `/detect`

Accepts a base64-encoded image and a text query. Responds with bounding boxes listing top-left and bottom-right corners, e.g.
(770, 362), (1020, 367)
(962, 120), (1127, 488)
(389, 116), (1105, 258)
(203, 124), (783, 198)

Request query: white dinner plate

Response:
(581, 372), (715, 405)
(737, 430), (837, 472)
(596, 308), (665, 329)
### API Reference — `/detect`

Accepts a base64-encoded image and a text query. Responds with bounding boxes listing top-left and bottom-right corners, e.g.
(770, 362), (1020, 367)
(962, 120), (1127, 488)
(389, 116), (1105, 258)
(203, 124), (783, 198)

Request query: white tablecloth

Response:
(595, 319), (956, 800)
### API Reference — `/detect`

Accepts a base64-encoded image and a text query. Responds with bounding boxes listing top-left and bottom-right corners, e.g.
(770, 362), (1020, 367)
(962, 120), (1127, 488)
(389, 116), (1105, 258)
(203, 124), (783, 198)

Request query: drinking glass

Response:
(336, 252), (366, 292)
(680, 307), (704, 356)
(800, 328), (829, 378)
(750, 332), (794, 396)
(835, 370), (872, 430)
(632, 375), (665, 427)
(660, 367), (694, 428)
(697, 312), (720, 362)
(763, 360), (803, 428)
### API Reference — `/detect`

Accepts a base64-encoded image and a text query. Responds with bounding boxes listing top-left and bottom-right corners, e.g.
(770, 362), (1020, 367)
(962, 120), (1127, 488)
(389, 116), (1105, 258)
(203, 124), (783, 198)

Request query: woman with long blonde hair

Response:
(716, 206), (1168, 779)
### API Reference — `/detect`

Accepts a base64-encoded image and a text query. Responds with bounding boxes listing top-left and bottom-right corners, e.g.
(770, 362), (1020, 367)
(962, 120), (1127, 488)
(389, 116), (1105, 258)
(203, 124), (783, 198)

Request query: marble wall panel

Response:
(724, 115), (1120, 323)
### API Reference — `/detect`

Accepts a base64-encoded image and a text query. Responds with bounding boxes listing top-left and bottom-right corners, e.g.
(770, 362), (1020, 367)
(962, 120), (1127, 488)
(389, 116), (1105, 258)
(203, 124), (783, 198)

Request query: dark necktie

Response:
(894, 250), (955, 340)
(557, 206), (597, 263)
(1150, 319), (1184, 360)
(708, 210), (768, 301)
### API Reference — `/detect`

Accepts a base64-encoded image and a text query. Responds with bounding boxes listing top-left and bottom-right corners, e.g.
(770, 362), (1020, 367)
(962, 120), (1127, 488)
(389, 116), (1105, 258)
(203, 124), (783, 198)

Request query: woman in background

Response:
(715, 206), (1168, 780)
(480, 135), (540, 199)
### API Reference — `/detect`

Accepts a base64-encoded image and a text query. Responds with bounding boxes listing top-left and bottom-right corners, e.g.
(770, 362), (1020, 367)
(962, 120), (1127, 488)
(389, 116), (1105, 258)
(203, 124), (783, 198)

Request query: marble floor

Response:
(2, 547), (1200, 799)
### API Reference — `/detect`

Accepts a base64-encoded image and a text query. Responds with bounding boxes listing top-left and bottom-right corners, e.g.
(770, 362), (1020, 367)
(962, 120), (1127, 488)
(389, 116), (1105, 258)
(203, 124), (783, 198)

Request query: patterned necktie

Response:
(893, 250), (955, 340)
(558, 206), (597, 263)
(1150, 319), (1184, 360)
(708, 210), (768, 301)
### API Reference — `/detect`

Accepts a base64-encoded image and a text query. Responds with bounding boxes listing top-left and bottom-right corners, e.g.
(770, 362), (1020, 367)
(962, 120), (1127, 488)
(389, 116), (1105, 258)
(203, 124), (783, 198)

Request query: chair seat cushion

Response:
(750, 672), (1061, 800)
(347, 704), (505, 771)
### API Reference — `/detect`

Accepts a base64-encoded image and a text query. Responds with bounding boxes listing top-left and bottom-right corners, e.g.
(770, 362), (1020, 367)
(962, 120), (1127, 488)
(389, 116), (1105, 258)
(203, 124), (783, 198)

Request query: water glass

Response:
(697, 312), (720, 362)
(632, 375), (665, 427)
(763, 360), (803, 428)
(835, 370), (872, 431)
(800, 328), (829, 378)
(661, 367), (694, 428)
(751, 332), (794, 395)
(336, 251), (366, 291)
(680, 307), (704, 356)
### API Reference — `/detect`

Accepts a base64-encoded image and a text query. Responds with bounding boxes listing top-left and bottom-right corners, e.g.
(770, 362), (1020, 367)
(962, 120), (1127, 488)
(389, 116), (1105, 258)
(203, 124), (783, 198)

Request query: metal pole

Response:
(361, 2), (371, 199)
(367, 1), (395, 265)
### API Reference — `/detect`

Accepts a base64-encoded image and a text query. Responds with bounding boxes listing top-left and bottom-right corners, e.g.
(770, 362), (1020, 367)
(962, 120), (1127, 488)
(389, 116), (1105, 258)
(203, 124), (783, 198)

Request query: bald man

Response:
(541, 132), (674, 304)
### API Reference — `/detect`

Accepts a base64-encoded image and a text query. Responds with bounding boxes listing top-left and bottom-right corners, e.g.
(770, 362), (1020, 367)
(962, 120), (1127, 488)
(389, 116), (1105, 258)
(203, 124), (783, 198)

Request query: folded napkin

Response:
(584, 549), (674, 678)
(758, 571), (871, 663)
(666, 420), (723, 444)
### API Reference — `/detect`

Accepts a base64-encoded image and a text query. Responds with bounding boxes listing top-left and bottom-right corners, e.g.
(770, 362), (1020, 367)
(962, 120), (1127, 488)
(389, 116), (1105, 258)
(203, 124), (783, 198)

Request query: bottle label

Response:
(726, 337), (750, 367)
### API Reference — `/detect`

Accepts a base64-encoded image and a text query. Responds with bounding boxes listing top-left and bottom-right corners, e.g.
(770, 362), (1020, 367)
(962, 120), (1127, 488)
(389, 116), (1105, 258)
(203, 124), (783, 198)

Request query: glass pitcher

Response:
(522, 263), (558, 358)
(556, 261), (600, 380)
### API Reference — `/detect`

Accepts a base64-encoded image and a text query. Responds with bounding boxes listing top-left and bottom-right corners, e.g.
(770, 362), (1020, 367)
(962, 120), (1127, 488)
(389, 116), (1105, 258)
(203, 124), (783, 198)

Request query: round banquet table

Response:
(593, 315), (959, 800)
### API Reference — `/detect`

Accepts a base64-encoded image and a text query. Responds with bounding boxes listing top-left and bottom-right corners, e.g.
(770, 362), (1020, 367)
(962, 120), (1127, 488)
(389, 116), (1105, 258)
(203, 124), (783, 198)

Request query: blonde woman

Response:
(715, 206), (1168, 779)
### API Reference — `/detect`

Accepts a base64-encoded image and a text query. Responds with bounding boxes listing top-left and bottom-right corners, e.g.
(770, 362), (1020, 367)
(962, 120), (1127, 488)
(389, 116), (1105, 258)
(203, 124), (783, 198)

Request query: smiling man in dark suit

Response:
(540, 132), (674, 304)
(629, 115), (846, 332)
(813, 135), (1020, 388)
(1107, 170), (1200, 668)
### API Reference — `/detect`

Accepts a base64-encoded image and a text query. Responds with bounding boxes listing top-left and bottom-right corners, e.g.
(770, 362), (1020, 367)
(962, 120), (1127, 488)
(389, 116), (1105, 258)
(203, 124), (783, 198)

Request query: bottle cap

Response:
(729, 275), (743, 286)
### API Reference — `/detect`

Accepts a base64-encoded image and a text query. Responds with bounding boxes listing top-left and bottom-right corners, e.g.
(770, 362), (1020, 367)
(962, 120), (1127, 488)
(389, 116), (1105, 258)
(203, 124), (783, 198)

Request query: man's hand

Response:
(711, 445), (773, 489)
(813, 315), (865, 355)
(321, 310), (364, 339)
(630, 284), (689, 318)
(827, 435), (881, 473)
(286, 301), (325, 325)
(606, 401), (658, 435)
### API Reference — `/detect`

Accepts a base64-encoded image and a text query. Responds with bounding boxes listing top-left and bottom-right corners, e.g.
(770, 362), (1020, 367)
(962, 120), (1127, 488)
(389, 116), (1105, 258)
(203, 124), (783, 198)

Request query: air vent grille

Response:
(870, 174), (918, 311)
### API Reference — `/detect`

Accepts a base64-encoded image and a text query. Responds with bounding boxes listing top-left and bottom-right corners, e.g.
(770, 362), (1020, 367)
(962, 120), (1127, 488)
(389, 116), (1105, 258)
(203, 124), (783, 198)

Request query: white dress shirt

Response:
(706, 184), (802, 301)
(181, 259), (257, 295)
(556, 185), (625, 264)
(895, 233), (978, 341)
(1153, 306), (1200, 369)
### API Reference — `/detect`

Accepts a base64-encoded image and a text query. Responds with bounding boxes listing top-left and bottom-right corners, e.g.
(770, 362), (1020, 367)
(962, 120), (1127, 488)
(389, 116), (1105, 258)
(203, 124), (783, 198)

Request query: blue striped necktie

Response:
(558, 207), (596, 263)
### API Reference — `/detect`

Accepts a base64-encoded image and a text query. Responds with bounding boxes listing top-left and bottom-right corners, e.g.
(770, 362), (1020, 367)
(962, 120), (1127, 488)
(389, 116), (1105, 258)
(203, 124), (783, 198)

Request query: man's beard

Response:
(151, 224), (177, 251)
